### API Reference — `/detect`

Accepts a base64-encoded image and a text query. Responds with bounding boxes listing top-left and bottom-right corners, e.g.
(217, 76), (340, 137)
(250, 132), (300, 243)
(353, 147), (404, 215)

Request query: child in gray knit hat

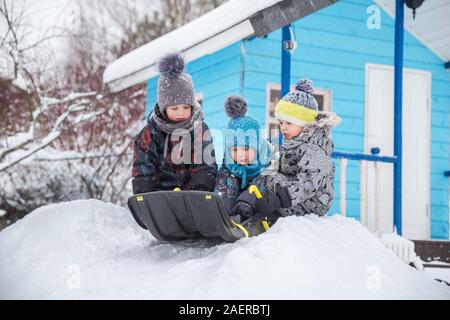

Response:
(255, 78), (341, 217)
(131, 53), (217, 194)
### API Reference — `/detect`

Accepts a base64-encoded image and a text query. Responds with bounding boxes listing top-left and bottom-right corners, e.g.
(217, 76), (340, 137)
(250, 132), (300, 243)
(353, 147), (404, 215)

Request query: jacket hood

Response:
(283, 111), (340, 156)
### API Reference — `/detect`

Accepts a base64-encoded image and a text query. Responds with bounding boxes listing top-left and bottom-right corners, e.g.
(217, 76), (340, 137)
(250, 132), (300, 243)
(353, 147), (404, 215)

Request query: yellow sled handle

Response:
(249, 185), (270, 232)
(249, 185), (263, 199)
(261, 220), (270, 231)
(231, 220), (249, 238)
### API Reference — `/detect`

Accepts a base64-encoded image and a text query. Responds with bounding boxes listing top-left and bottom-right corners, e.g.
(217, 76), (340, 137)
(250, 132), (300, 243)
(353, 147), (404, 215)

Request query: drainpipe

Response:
(240, 41), (246, 96)
(279, 25), (292, 145)
(394, 0), (404, 236)
(281, 25), (292, 97)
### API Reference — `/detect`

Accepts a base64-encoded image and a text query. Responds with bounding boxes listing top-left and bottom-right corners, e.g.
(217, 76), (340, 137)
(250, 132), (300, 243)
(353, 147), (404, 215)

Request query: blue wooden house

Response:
(104, 0), (449, 240)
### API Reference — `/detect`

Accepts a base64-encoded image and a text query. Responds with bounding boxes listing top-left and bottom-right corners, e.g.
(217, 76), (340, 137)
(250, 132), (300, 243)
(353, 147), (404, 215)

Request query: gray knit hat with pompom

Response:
(157, 52), (196, 112)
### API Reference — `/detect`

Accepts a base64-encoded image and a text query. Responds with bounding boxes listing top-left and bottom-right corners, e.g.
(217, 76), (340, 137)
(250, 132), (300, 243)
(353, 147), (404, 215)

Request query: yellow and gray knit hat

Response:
(275, 78), (318, 127)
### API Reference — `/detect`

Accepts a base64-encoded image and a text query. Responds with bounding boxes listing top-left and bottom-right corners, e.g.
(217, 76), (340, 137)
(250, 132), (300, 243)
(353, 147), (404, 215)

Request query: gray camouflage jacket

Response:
(256, 112), (341, 217)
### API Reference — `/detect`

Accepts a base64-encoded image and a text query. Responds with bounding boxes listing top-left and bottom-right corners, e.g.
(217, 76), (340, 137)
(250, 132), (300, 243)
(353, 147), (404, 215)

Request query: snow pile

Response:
(425, 265), (450, 285)
(0, 200), (449, 299)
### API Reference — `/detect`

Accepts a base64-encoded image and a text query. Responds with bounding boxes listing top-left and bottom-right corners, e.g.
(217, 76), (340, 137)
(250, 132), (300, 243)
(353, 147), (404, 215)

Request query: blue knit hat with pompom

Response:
(223, 95), (272, 188)
(225, 96), (260, 132)
(224, 95), (271, 165)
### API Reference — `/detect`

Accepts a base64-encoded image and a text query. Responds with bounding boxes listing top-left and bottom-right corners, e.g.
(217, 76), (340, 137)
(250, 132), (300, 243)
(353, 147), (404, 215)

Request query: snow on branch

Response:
(0, 91), (101, 173)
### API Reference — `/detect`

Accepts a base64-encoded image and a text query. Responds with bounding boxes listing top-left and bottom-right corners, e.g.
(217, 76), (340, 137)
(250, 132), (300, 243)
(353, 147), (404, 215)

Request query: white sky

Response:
(1, 0), (159, 61)
(5, 0), (76, 46)
(1, 0), (78, 74)
(1, 0), (210, 79)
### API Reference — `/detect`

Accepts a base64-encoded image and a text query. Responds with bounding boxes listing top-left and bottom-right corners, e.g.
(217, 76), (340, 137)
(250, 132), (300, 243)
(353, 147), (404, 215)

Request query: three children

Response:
(131, 51), (339, 226)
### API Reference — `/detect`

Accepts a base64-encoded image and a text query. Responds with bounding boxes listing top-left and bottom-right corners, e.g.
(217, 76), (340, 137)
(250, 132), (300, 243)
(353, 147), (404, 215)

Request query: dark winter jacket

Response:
(132, 103), (217, 192)
(255, 112), (340, 217)
(215, 143), (279, 216)
(214, 164), (261, 215)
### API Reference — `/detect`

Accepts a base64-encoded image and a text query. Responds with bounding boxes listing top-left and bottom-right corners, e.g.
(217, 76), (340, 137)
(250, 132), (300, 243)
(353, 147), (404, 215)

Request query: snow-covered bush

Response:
(0, 153), (134, 230)
(0, 161), (90, 228)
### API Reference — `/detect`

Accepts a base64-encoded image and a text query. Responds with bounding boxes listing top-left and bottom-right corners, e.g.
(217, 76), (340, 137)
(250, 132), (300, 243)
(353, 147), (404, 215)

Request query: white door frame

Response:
(364, 63), (431, 239)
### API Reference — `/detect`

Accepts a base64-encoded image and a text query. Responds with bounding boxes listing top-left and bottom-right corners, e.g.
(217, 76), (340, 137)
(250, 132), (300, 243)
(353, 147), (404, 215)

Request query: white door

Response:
(365, 64), (431, 240)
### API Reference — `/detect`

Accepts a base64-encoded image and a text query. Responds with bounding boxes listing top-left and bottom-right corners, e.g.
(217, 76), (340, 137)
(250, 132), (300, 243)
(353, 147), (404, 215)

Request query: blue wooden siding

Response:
(240, 0), (449, 239)
(146, 0), (449, 239)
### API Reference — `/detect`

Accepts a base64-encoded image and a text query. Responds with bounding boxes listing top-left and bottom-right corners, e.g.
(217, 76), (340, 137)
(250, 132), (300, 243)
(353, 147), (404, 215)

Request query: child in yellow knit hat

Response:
(257, 78), (341, 217)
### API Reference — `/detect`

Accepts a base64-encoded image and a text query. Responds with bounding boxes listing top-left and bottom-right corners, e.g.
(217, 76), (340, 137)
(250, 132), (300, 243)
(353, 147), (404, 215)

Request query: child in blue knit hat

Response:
(215, 96), (290, 224)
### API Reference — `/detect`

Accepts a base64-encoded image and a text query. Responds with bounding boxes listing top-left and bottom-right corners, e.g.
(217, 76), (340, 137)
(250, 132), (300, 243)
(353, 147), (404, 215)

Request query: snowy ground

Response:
(0, 199), (449, 300)
(424, 264), (450, 285)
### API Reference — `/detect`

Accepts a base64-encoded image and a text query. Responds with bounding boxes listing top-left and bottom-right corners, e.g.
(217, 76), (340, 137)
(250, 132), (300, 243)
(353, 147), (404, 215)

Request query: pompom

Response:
(295, 78), (314, 94)
(224, 95), (247, 119)
(158, 52), (185, 78)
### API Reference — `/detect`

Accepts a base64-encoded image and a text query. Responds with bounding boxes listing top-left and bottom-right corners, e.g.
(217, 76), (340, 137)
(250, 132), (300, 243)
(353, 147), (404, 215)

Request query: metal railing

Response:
(332, 149), (397, 234)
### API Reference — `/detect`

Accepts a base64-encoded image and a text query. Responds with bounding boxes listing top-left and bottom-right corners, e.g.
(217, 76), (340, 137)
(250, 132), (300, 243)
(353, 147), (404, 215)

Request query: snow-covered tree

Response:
(0, 0), (225, 230)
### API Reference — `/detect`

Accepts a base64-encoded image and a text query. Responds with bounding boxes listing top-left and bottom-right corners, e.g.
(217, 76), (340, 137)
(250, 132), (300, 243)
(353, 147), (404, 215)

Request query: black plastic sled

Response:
(127, 190), (250, 242)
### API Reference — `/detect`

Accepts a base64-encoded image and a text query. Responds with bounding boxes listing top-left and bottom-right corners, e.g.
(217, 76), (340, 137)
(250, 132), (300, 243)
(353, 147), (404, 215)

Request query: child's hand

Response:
(231, 201), (255, 219)
(275, 185), (292, 208)
(255, 191), (281, 215)
(191, 171), (216, 191)
(132, 176), (156, 194)
(255, 186), (291, 215)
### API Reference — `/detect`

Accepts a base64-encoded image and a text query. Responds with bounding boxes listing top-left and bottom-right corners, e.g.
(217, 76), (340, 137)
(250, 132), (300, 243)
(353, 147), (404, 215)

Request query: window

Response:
(266, 83), (332, 142)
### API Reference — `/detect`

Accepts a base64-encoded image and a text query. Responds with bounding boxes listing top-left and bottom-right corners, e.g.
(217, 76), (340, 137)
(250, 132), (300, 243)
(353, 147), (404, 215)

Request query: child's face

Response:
(231, 147), (256, 166)
(165, 104), (192, 122)
(279, 121), (304, 140)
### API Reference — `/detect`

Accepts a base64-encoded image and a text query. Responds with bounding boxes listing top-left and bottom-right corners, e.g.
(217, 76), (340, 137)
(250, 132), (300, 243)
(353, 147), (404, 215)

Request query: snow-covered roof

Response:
(376, 0), (450, 63)
(103, 0), (337, 92)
